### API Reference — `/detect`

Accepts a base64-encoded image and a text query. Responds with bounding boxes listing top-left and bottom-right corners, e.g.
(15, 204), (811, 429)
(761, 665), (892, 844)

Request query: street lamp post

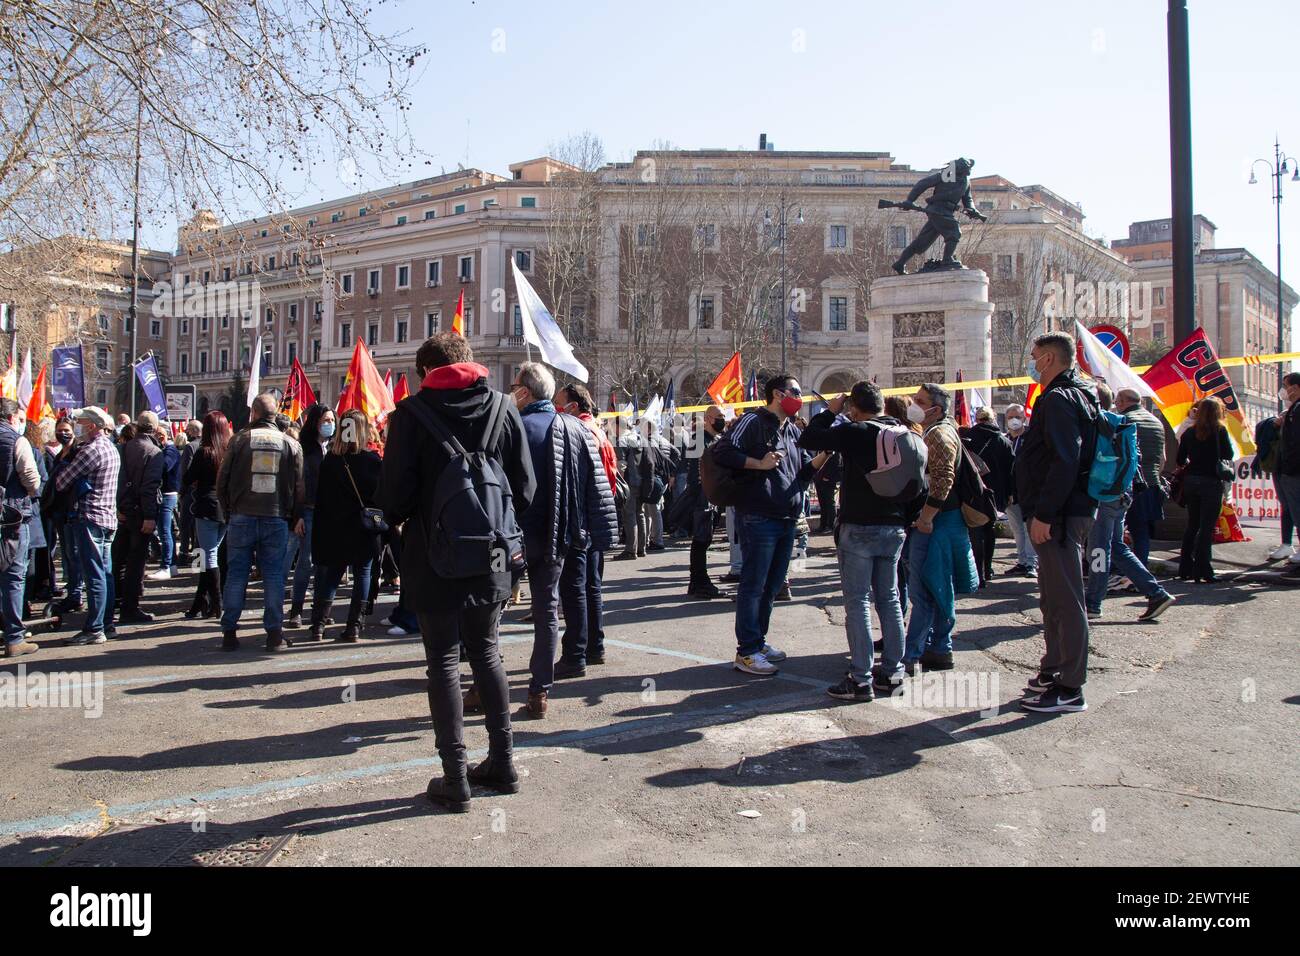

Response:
(764, 195), (802, 372)
(1250, 137), (1299, 412)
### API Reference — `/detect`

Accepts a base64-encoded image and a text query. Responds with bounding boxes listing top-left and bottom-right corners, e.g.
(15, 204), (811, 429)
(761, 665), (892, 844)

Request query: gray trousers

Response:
(620, 493), (645, 557)
(1031, 515), (1094, 690)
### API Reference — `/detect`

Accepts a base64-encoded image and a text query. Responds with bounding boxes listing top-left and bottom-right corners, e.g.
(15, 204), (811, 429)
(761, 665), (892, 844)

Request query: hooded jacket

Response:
(518, 400), (618, 562)
(379, 362), (536, 612)
(1013, 366), (1100, 524)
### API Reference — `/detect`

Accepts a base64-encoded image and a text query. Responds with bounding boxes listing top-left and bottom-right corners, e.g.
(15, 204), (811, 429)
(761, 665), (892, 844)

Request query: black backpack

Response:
(402, 394), (524, 580)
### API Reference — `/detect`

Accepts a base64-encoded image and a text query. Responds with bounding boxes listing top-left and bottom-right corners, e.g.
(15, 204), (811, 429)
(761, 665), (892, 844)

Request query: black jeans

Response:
(119, 520), (152, 614)
(968, 524), (996, 583)
(560, 546), (604, 665)
(526, 557), (567, 692)
(417, 602), (511, 777)
(815, 478), (837, 531)
(1180, 475), (1223, 578)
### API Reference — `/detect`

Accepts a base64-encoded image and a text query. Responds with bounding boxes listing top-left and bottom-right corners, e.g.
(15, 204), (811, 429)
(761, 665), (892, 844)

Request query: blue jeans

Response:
(290, 509), (315, 607)
(904, 528), (955, 661)
(195, 517), (225, 571)
(1126, 487), (1164, 566)
(837, 523), (906, 683)
(73, 520), (113, 635)
(1277, 474), (1300, 546)
(1, 521), (30, 645)
(1086, 498), (1169, 613)
(221, 514), (289, 633)
(734, 514), (795, 657)
(1005, 503), (1037, 569)
(156, 492), (178, 570)
(312, 558), (373, 627)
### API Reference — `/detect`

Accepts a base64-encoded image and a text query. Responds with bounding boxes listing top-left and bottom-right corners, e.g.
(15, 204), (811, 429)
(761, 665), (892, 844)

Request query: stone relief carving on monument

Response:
(892, 311), (945, 340)
(894, 340), (945, 368)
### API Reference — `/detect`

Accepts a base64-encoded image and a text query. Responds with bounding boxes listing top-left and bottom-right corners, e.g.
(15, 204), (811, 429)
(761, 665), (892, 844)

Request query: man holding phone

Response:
(711, 374), (827, 675)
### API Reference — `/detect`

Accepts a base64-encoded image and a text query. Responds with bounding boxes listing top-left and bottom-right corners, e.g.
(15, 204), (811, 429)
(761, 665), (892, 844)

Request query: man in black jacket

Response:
(1276, 371), (1300, 578)
(712, 373), (827, 676)
(116, 411), (164, 625)
(511, 361), (617, 718)
(799, 381), (918, 700)
(685, 405), (726, 599)
(1014, 332), (1099, 714)
(962, 406), (1014, 585)
(380, 334), (536, 812)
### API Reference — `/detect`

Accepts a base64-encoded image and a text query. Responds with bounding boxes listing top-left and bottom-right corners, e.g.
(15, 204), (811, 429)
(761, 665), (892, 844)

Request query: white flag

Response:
(246, 333), (263, 407)
(1074, 321), (1159, 401)
(512, 260), (588, 383)
(642, 393), (663, 424)
(17, 348), (32, 406)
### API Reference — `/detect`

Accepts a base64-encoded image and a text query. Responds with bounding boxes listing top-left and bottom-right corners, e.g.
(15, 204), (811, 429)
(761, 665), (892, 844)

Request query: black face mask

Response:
(57, 434), (73, 445)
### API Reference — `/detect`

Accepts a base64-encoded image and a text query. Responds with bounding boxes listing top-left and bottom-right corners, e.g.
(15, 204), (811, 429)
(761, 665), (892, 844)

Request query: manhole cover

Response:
(55, 824), (296, 867)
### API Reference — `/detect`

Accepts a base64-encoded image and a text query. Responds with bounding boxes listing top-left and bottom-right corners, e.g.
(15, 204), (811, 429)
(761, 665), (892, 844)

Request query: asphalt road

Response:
(1, 531), (1296, 866)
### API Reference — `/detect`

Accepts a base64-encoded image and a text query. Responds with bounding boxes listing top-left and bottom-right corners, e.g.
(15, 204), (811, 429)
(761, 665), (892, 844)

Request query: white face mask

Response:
(1006, 417), (1024, 432)
(906, 403), (927, 424)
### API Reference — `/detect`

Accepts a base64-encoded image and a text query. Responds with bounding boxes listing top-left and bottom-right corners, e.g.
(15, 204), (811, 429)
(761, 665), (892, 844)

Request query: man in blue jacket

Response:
(712, 373), (827, 676)
(511, 362), (617, 718)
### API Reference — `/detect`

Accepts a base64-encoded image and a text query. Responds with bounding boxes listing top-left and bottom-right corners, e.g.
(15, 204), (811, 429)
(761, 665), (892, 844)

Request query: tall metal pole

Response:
(1275, 138), (1286, 409)
(1167, 0), (1196, 343)
(779, 193), (787, 371)
(128, 97), (143, 418)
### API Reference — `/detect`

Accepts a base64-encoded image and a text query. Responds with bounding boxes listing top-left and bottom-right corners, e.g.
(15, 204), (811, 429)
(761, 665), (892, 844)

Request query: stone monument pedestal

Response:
(866, 269), (993, 390)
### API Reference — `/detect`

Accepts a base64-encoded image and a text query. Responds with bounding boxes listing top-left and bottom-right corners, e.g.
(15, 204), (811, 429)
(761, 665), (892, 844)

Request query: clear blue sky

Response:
(225, 0), (1300, 347)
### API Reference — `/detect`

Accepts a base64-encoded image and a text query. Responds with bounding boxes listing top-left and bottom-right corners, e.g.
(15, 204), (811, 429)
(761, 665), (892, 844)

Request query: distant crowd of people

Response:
(3, 331), (1297, 812)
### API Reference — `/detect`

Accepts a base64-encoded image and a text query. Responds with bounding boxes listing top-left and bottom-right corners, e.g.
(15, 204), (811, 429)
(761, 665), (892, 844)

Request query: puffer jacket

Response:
(519, 401), (617, 562)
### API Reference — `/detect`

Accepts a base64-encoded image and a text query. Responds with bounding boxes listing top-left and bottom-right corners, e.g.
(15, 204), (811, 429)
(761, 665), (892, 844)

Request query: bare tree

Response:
(538, 132), (605, 361)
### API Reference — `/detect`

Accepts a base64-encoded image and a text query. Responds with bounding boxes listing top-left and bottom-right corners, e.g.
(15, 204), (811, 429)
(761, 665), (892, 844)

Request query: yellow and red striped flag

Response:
(706, 351), (745, 406)
(451, 289), (465, 337)
(336, 339), (395, 421)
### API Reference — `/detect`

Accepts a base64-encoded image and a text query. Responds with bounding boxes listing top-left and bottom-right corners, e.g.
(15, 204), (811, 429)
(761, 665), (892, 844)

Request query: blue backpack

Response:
(1087, 408), (1139, 503)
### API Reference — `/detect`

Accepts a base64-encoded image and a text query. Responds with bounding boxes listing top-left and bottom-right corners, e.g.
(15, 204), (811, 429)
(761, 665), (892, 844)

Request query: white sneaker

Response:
(1267, 545), (1293, 561)
(148, 569), (172, 581)
(386, 625), (414, 636)
(1289, 551), (1300, 565)
(760, 643), (787, 662)
(734, 652), (778, 676)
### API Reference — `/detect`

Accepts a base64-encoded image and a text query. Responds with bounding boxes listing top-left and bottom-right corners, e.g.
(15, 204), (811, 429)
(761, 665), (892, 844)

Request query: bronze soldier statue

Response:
(880, 158), (988, 275)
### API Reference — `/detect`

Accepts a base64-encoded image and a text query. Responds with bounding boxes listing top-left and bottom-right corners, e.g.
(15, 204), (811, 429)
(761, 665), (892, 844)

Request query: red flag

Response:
(706, 351), (744, 406)
(383, 369), (393, 398)
(954, 369), (970, 428)
(451, 290), (465, 337)
(26, 364), (53, 421)
(1024, 382), (1041, 417)
(281, 357), (317, 421)
(392, 373), (410, 405)
(336, 339), (395, 421)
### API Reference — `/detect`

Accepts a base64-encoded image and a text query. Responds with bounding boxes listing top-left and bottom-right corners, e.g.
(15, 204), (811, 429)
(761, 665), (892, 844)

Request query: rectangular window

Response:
(124, 313), (134, 334)
(454, 203), (466, 215)
(340, 322), (351, 347)
(397, 265), (410, 288)
(520, 196), (537, 208)
(829, 296), (848, 331)
(219, 349), (229, 372)
(463, 306), (474, 337)
(424, 209), (436, 221)
(312, 339), (320, 363)
(889, 225), (908, 250)
(459, 256), (473, 280)
(1153, 322), (1166, 341)
(636, 224), (655, 247)
(482, 199), (496, 209)
(997, 255), (1013, 279)
(222, 267), (231, 281)
(221, 315), (230, 330)
(199, 351), (208, 373)
(288, 303), (298, 322)
(701, 224), (717, 248)
(396, 319), (408, 344)
(367, 269), (380, 293)
(96, 346), (110, 372)
(341, 273), (353, 294)
(287, 342), (297, 366)
(514, 250), (531, 272)
(368, 323), (378, 346)
(331, 212), (341, 224)
(200, 316), (210, 333)
(267, 255), (276, 270)
(426, 260), (441, 285)
(358, 207), (368, 217)
(396, 215), (407, 226)
(1154, 288), (1166, 306)
(150, 319), (162, 339)
(512, 304), (523, 336)
(426, 311), (440, 336)
(97, 313), (109, 331)
(698, 295), (715, 330)
(828, 225), (848, 249)
(265, 307), (274, 327)
(179, 353), (190, 375)
(179, 318), (189, 336)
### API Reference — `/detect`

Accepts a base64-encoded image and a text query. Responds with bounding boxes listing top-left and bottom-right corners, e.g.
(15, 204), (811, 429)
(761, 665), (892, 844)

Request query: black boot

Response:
(184, 573), (209, 619)
(221, 629), (239, 651)
(468, 755), (520, 794)
(426, 772), (471, 813)
(204, 569), (223, 619)
(286, 601), (304, 629)
(301, 605), (325, 642)
(265, 628), (289, 652)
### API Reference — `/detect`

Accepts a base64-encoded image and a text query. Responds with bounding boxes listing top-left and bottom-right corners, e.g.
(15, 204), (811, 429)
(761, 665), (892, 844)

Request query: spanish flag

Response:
(336, 339), (395, 421)
(706, 351), (744, 406)
(451, 289), (465, 337)
(1141, 328), (1255, 455)
(1024, 382), (1040, 416)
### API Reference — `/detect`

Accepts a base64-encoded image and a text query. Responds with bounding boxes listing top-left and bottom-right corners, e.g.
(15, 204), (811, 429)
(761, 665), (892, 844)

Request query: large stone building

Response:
(1111, 216), (1297, 426)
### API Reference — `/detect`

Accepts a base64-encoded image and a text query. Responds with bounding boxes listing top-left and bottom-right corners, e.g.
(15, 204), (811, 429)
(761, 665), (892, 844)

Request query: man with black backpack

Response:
(799, 381), (926, 700)
(511, 362), (618, 718)
(380, 334), (536, 812)
(1015, 332), (1099, 714)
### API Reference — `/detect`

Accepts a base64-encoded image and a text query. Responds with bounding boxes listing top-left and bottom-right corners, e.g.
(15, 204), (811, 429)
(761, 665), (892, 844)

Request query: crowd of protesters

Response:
(3, 332), (1297, 811)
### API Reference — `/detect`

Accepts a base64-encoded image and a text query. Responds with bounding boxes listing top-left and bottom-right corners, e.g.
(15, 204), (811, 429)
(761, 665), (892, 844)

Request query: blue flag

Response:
(663, 378), (675, 416)
(51, 345), (85, 409)
(133, 354), (168, 419)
